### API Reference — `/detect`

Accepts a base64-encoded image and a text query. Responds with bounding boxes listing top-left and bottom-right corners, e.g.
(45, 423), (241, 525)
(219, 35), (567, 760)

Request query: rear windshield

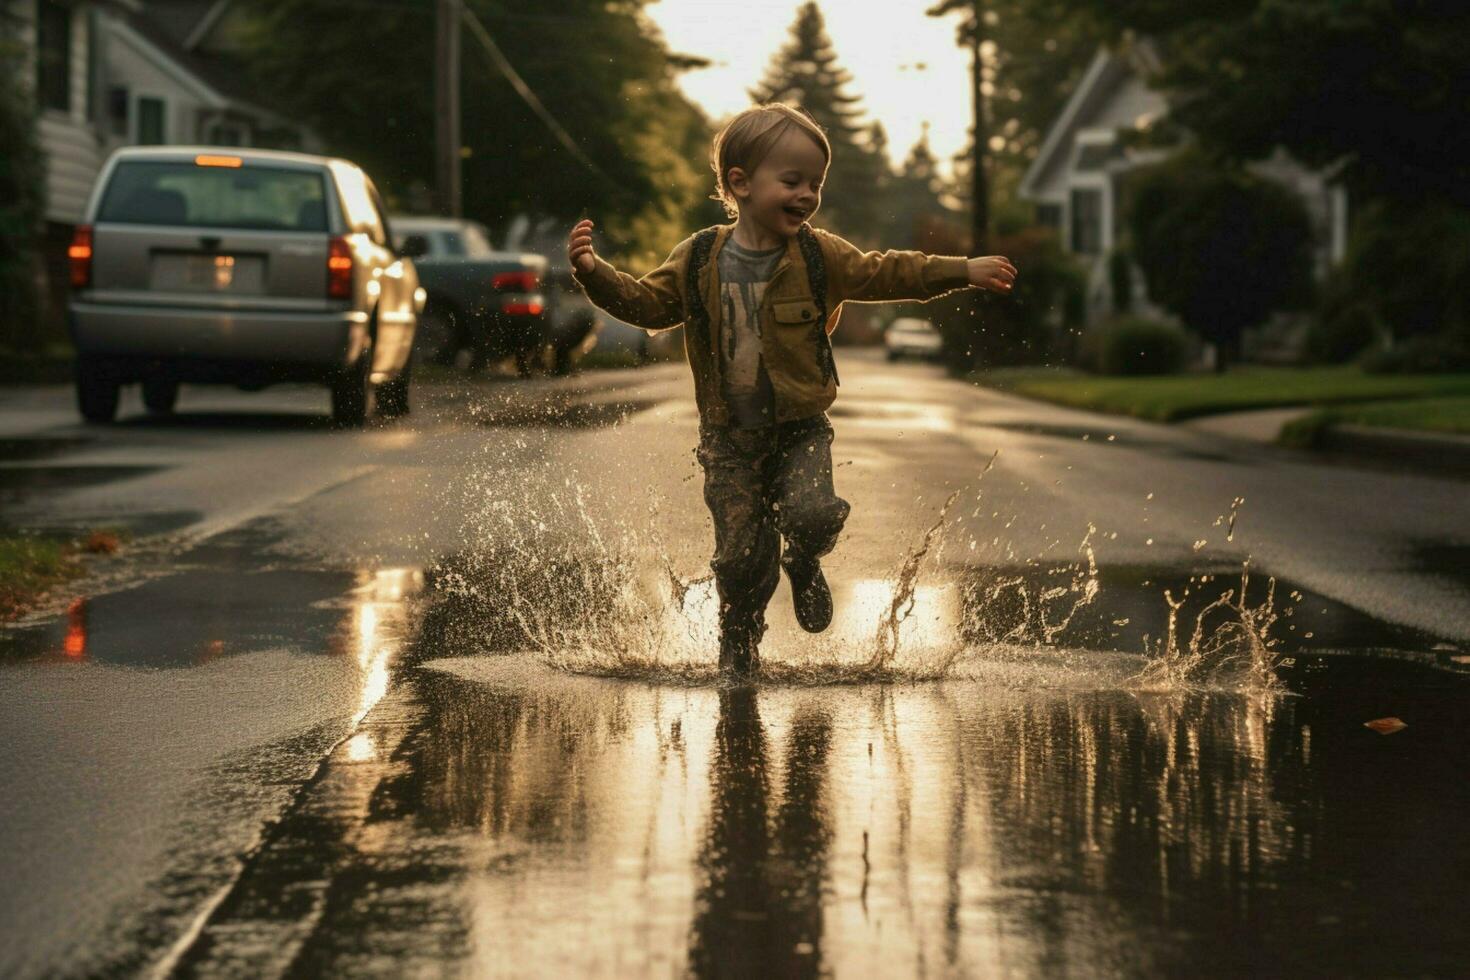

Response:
(97, 160), (330, 231)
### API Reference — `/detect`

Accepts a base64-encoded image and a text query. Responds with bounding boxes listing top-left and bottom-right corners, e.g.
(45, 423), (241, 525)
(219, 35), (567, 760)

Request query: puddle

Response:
(174, 650), (1470, 976)
(0, 465), (165, 500)
(953, 561), (1451, 658)
(0, 437), (94, 462)
(414, 538), (1460, 688)
(827, 401), (955, 434)
(469, 394), (659, 428)
(0, 521), (424, 670)
(1409, 541), (1470, 595)
(975, 420), (1235, 462)
(0, 567), (356, 667)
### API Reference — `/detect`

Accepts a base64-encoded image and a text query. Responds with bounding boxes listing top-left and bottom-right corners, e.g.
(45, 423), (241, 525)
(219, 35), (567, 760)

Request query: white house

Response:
(10, 0), (320, 339)
(97, 0), (323, 155)
(10, 0), (108, 226)
(1019, 42), (1349, 324)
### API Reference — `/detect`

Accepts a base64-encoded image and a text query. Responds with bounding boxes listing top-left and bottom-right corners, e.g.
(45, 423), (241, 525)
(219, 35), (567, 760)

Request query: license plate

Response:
(152, 253), (265, 294)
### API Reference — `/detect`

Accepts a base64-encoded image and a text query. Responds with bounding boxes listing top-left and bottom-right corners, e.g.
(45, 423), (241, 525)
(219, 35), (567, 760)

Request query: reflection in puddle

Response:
(281, 654), (1468, 977)
(334, 568), (424, 727)
(828, 399), (956, 434)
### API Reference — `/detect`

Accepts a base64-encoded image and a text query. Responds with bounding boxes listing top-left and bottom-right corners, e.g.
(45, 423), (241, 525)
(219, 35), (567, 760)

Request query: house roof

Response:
(118, 3), (256, 108)
(1018, 39), (1165, 200)
(110, 1), (317, 145)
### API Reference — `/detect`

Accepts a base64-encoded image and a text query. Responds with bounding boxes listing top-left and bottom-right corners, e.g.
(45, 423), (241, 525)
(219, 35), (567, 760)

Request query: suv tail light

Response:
(502, 300), (544, 316)
(327, 236), (353, 299)
(492, 270), (539, 292)
(69, 225), (93, 288)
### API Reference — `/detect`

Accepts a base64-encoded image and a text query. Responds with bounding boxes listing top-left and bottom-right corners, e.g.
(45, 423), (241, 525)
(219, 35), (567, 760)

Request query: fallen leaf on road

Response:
(83, 531), (120, 555)
(1364, 717), (1407, 735)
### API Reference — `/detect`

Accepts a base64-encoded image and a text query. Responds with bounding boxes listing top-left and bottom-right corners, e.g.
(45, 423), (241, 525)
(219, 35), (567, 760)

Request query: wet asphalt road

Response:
(1, 351), (1468, 977)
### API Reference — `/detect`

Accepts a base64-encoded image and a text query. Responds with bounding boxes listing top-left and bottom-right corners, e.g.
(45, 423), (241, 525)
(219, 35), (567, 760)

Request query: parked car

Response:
(67, 146), (423, 425)
(392, 217), (549, 375)
(884, 316), (944, 362)
(540, 268), (603, 374)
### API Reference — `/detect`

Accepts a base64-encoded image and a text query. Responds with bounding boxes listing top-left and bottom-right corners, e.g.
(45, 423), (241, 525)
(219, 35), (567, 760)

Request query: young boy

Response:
(567, 103), (1016, 678)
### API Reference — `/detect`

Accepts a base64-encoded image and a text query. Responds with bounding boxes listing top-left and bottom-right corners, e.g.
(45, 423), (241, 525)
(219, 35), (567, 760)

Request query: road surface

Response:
(2, 351), (1466, 976)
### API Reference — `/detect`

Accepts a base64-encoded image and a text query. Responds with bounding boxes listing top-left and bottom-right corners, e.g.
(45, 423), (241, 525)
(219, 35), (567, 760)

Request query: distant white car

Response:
(884, 317), (943, 361)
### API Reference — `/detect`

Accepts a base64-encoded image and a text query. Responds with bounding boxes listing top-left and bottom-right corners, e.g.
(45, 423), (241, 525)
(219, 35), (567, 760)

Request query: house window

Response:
(137, 97), (166, 145)
(1036, 203), (1063, 233)
(37, 0), (72, 112)
(1070, 187), (1103, 255)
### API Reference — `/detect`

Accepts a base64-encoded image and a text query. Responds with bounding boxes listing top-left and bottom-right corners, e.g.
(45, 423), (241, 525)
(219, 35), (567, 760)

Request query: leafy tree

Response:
(0, 20), (45, 349)
(232, 0), (719, 265)
(749, 1), (889, 244)
(1049, 0), (1470, 206)
(1328, 200), (1470, 347)
(1126, 151), (1314, 369)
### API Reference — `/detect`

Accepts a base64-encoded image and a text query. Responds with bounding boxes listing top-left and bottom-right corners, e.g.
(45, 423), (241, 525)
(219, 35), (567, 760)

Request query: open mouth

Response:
(783, 206), (809, 221)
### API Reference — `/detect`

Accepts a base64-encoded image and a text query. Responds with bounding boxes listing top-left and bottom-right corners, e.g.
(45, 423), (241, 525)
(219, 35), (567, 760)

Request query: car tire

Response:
(142, 378), (179, 414)
(886, 349), (900, 362)
(378, 361), (411, 418)
(330, 352), (375, 427)
(76, 359), (120, 423)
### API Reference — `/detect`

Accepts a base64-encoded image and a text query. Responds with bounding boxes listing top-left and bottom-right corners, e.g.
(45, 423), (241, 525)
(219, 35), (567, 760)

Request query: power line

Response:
(458, 4), (626, 193)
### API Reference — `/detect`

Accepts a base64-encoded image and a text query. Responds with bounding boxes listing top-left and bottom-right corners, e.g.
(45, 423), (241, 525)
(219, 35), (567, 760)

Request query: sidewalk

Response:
(1185, 406), (1470, 475)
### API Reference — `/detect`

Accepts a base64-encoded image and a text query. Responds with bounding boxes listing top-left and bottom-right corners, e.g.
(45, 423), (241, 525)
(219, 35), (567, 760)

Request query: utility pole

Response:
(968, 0), (989, 255)
(435, 0), (462, 218)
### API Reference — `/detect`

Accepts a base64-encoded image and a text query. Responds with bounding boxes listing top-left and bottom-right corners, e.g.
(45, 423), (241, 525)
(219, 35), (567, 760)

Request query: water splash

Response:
(1131, 561), (1284, 693)
(868, 487), (963, 671)
(434, 458), (1283, 692)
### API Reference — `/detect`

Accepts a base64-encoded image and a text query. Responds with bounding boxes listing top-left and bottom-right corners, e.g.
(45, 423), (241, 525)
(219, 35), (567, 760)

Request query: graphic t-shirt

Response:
(717, 238), (783, 428)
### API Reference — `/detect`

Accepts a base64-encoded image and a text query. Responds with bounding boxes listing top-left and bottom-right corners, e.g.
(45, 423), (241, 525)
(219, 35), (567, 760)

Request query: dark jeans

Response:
(695, 414), (850, 641)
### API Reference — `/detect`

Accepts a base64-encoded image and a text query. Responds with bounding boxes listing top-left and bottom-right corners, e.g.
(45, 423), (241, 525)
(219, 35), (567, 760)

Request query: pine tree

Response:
(885, 126), (959, 249)
(749, 1), (887, 243)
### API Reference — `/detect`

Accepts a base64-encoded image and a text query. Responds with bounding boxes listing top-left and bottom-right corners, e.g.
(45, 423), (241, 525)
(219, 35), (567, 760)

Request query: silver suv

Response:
(68, 147), (424, 425)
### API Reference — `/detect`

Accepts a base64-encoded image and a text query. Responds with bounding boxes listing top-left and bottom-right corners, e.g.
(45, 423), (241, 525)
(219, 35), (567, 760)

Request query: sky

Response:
(645, 0), (974, 176)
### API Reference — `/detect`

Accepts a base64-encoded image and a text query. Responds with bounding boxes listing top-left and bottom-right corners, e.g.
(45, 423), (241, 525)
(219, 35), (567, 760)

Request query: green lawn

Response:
(0, 535), (78, 620)
(1278, 396), (1470, 447)
(973, 366), (1470, 423)
(0, 529), (123, 620)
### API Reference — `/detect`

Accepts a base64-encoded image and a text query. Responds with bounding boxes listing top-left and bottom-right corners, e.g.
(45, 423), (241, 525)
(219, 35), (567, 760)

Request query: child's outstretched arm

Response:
(567, 219), (685, 331)
(815, 228), (1016, 305)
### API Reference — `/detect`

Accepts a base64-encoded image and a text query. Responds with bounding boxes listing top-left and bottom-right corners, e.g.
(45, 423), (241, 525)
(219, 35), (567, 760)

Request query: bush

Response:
(1080, 317), (1190, 376)
(1362, 335), (1470, 375)
(1336, 199), (1470, 345)
(1306, 301), (1381, 364)
(1125, 150), (1315, 369)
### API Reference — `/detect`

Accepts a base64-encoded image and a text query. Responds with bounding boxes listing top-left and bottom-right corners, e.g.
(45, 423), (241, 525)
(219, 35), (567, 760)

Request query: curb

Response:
(1315, 424), (1470, 476)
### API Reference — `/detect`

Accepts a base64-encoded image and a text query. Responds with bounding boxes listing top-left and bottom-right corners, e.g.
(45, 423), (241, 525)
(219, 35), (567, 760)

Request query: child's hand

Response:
(567, 219), (598, 275)
(968, 255), (1017, 294)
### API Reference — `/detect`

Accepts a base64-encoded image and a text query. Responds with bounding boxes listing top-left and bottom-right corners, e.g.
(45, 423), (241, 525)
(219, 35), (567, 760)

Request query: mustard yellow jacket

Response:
(573, 223), (971, 425)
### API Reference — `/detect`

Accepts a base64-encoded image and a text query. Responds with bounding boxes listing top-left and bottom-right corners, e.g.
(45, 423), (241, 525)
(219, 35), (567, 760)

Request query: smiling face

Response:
(727, 126), (828, 240)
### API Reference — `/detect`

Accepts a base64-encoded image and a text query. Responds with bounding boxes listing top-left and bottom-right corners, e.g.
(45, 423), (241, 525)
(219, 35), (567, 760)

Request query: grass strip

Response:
(1278, 396), (1470, 447)
(0, 529), (123, 621)
(974, 366), (1470, 422)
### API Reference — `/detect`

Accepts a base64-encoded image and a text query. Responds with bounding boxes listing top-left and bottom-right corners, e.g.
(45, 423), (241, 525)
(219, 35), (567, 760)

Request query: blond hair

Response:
(709, 103), (830, 218)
